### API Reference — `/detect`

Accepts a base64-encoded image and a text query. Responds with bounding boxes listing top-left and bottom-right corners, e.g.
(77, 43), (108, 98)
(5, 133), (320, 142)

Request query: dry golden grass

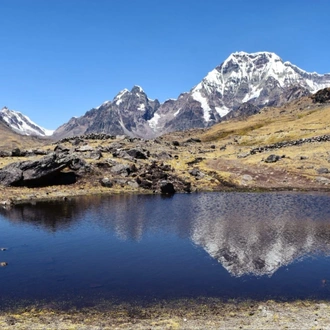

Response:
(1, 97), (330, 204)
(0, 121), (50, 150)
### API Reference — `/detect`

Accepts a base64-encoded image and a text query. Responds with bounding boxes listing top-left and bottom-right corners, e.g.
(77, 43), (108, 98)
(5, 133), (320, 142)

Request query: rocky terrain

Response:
(0, 88), (330, 206)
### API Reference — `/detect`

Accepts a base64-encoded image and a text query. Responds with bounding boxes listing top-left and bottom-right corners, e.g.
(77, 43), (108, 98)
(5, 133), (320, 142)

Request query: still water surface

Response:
(1, 192), (330, 308)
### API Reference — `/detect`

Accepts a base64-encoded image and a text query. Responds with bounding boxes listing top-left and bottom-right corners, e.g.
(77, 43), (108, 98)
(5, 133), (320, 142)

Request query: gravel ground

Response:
(1, 299), (330, 329)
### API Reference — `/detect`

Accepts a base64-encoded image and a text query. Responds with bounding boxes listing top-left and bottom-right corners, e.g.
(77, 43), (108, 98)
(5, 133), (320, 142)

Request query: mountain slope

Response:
(156, 51), (330, 133)
(53, 51), (330, 139)
(0, 107), (54, 137)
(53, 86), (160, 140)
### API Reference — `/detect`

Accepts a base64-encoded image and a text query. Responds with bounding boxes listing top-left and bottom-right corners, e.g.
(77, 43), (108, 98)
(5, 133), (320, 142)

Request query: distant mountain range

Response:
(0, 107), (54, 137)
(2, 51), (330, 139)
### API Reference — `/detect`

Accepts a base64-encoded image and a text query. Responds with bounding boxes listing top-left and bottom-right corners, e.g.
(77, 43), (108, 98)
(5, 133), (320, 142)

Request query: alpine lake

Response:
(1, 191), (330, 310)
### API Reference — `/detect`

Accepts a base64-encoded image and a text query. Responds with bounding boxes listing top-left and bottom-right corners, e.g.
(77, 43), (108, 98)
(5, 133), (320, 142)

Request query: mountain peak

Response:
(0, 107), (54, 137)
(53, 51), (330, 139)
(131, 85), (144, 94)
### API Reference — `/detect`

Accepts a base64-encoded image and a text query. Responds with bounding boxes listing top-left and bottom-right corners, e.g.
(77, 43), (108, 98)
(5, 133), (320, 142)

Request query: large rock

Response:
(0, 152), (86, 187)
(160, 181), (176, 194)
(265, 154), (280, 163)
(311, 88), (330, 103)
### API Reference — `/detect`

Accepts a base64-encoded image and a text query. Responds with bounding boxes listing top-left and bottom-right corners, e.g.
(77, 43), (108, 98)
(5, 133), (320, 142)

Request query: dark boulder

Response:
(127, 148), (148, 159)
(160, 181), (176, 195)
(0, 152), (86, 187)
(99, 177), (113, 188)
(11, 148), (25, 157)
(311, 88), (330, 103)
(265, 154), (280, 163)
(54, 144), (70, 153)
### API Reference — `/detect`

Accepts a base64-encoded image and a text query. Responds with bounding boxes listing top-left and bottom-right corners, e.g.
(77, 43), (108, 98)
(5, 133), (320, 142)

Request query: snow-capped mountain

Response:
(53, 51), (330, 139)
(53, 86), (160, 139)
(155, 51), (330, 133)
(0, 107), (54, 137)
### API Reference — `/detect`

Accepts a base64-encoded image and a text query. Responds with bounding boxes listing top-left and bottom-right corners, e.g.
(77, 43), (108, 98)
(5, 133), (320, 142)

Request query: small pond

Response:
(1, 192), (330, 308)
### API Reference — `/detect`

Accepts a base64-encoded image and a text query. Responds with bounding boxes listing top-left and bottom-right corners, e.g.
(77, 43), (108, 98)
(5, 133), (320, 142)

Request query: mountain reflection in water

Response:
(1, 192), (330, 278)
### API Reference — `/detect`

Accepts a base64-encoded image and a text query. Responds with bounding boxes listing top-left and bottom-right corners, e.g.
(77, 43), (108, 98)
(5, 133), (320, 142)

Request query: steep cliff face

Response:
(52, 52), (330, 139)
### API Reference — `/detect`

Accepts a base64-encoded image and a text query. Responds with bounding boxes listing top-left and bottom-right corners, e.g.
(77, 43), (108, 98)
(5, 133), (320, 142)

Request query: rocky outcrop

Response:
(311, 87), (330, 103)
(0, 152), (86, 187)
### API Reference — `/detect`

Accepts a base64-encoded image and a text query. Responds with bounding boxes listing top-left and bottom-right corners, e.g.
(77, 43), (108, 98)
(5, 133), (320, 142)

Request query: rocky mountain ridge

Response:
(0, 107), (53, 137)
(3, 52), (330, 139)
(53, 51), (330, 139)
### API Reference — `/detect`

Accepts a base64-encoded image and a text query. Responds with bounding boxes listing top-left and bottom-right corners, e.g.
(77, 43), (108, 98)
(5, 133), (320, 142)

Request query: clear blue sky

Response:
(1, 0), (329, 129)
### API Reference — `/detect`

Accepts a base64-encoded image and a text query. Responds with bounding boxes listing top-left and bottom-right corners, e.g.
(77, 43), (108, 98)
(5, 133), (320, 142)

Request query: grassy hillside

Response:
(1, 94), (330, 204)
(0, 120), (49, 150)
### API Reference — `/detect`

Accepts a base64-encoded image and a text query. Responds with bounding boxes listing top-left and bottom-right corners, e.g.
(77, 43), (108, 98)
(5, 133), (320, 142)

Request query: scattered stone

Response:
(237, 152), (250, 159)
(138, 179), (152, 189)
(5, 316), (16, 326)
(113, 178), (128, 186)
(75, 145), (94, 152)
(110, 164), (130, 177)
(316, 177), (330, 185)
(99, 177), (113, 188)
(317, 168), (329, 174)
(185, 138), (201, 143)
(88, 150), (102, 160)
(242, 174), (253, 181)
(220, 145), (227, 151)
(265, 154), (280, 163)
(186, 157), (205, 166)
(127, 180), (139, 189)
(156, 151), (172, 160)
(300, 156), (308, 160)
(172, 141), (180, 146)
(0, 150), (11, 157)
(71, 138), (83, 146)
(127, 148), (148, 159)
(188, 168), (205, 178)
(54, 144), (70, 153)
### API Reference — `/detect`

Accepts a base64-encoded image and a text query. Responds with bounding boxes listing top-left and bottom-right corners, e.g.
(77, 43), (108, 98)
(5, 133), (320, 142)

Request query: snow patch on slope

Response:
(148, 113), (160, 130)
(191, 89), (211, 122)
(0, 107), (54, 136)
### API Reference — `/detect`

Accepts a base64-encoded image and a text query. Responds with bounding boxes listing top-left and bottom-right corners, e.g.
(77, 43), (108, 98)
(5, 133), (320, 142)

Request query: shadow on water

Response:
(1, 191), (330, 308)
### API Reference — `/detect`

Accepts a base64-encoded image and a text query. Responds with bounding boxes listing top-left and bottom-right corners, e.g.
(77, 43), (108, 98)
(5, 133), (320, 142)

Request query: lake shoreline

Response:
(2, 183), (330, 207)
(0, 298), (329, 329)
